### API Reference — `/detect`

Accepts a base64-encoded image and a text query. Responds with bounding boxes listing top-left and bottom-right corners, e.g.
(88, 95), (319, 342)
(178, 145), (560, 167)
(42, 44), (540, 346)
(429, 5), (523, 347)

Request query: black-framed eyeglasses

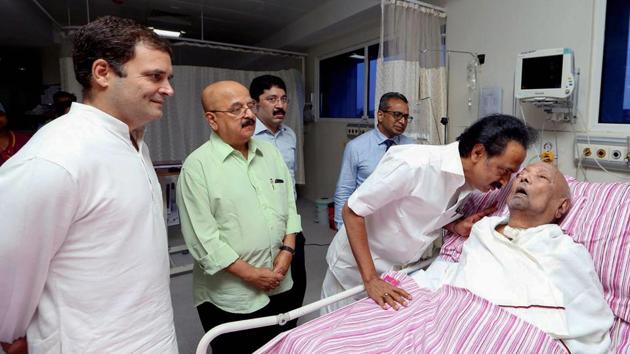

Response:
(208, 100), (256, 117)
(381, 110), (413, 121)
(264, 96), (289, 105)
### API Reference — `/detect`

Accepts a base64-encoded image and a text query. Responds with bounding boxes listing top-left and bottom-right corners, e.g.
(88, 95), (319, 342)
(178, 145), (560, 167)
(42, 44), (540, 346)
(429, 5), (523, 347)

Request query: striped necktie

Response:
(384, 139), (396, 151)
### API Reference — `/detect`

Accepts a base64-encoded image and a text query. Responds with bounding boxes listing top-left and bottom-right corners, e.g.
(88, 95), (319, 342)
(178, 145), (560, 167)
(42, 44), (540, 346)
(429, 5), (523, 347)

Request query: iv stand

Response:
(420, 48), (485, 144)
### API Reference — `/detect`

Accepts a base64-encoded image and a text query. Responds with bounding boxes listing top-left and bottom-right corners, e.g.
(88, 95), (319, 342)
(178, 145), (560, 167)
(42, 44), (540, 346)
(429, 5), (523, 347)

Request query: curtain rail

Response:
(168, 37), (307, 58)
(394, 0), (447, 14)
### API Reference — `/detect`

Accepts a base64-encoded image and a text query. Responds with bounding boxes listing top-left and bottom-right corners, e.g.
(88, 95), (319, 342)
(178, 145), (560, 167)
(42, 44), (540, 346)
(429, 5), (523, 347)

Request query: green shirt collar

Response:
(209, 132), (264, 162)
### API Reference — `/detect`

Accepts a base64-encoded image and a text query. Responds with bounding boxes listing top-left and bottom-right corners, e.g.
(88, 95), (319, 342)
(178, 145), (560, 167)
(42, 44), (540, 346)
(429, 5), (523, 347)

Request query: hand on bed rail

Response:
(445, 204), (497, 237)
(365, 276), (412, 311)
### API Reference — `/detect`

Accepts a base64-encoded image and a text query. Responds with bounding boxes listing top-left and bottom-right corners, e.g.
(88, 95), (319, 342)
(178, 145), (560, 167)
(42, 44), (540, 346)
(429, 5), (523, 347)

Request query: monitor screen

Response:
(520, 54), (563, 90)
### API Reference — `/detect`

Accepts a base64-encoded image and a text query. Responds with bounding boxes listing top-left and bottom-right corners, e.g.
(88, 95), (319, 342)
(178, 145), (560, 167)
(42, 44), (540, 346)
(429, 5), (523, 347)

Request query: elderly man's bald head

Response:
(201, 80), (257, 154)
(507, 162), (572, 227)
(551, 164), (571, 201)
(201, 80), (247, 112)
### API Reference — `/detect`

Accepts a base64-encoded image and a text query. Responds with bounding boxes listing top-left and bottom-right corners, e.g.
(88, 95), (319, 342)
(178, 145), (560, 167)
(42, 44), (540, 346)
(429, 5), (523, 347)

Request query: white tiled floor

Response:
(169, 198), (336, 353)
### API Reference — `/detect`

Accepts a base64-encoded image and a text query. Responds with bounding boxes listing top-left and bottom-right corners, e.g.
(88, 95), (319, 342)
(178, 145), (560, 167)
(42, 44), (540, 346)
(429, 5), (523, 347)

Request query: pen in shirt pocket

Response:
(270, 178), (284, 190)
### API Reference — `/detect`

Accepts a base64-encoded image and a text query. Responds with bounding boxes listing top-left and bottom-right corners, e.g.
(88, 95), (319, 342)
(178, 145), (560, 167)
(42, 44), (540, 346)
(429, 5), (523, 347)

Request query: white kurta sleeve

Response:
(0, 158), (78, 342)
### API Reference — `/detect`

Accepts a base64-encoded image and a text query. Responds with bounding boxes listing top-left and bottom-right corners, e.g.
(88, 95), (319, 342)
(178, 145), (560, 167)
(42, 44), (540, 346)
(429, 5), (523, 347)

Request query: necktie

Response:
(384, 139), (395, 151)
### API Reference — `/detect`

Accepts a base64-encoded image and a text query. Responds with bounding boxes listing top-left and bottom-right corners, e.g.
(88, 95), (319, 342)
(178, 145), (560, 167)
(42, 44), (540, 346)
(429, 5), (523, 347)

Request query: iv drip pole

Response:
(420, 48), (485, 143)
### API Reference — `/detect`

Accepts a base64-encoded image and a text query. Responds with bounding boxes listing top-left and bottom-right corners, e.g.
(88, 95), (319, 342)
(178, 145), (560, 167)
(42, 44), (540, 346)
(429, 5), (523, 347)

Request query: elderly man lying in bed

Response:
(418, 162), (613, 353)
(258, 162), (614, 354)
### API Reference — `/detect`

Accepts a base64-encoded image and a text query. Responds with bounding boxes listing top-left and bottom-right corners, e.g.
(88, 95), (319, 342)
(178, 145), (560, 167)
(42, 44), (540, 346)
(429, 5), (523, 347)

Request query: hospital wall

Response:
(446, 0), (627, 182)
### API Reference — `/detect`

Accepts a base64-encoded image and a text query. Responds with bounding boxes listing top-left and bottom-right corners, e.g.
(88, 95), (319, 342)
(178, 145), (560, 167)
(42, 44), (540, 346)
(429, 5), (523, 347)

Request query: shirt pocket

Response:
(268, 178), (288, 217)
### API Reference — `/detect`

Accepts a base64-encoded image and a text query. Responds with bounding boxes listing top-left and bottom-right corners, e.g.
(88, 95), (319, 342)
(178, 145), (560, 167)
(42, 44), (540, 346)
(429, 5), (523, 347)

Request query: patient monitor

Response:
(515, 48), (575, 101)
(514, 48), (577, 123)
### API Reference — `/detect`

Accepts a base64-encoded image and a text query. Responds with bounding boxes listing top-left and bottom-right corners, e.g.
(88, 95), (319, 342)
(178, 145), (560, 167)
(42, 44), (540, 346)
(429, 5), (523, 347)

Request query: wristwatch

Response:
(279, 245), (295, 255)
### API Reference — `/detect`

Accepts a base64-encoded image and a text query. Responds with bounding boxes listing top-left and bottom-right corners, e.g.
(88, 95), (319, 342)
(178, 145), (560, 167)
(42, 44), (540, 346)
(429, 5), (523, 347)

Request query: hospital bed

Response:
(197, 176), (630, 353)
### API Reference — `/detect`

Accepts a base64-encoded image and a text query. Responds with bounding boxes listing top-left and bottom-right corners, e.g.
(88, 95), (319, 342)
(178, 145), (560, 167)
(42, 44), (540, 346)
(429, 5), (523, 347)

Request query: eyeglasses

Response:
(382, 110), (413, 121)
(264, 96), (289, 105)
(208, 100), (256, 117)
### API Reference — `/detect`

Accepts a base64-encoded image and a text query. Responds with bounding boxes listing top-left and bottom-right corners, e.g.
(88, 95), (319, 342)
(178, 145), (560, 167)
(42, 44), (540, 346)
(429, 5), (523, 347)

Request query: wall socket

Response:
(574, 135), (630, 172)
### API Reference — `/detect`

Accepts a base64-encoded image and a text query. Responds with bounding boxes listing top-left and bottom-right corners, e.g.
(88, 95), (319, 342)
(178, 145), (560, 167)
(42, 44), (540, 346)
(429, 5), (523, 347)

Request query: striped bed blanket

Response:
(255, 272), (566, 354)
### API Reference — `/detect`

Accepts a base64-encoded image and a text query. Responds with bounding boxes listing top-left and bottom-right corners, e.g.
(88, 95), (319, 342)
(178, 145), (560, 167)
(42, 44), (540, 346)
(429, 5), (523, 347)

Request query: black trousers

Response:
(197, 233), (306, 353)
(197, 290), (297, 354)
(284, 232), (307, 328)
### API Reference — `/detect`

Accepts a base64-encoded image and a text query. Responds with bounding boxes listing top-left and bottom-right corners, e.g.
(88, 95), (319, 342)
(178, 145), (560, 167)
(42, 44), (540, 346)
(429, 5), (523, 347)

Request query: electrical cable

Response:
(512, 69), (518, 117)
(305, 243), (331, 247)
(554, 131), (559, 165)
(513, 56), (628, 180)
(426, 96), (443, 144)
(570, 120), (588, 180)
(539, 116), (548, 161)
(518, 101), (541, 162)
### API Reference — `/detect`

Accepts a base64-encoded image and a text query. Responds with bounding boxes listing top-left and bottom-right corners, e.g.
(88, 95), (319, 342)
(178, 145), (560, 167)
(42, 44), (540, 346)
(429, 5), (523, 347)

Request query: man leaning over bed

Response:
(423, 162), (614, 353)
(260, 162), (613, 354)
(323, 115), (535, 312)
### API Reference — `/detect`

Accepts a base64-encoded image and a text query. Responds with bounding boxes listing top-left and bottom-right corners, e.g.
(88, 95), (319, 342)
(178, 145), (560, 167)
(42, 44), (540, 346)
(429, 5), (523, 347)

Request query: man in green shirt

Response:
(177, 80), (302, 353)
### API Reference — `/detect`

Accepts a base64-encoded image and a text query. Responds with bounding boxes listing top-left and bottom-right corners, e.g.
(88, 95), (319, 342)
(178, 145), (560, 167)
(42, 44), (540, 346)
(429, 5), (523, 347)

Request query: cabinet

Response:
(155, 161), (193, 276)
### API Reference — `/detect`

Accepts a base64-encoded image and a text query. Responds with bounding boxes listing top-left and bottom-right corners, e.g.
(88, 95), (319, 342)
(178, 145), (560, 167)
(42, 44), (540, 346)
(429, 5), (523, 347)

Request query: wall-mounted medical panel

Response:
(574, 135), (630, 173)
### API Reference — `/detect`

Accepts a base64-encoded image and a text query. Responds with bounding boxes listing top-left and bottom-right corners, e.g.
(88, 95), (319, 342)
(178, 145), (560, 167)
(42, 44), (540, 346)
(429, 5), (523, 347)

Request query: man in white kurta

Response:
(0, 17), (177, 353)
(323, 115), (534, 312)
(323, 142), (474, 312)
(423, 162), (613, 353)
